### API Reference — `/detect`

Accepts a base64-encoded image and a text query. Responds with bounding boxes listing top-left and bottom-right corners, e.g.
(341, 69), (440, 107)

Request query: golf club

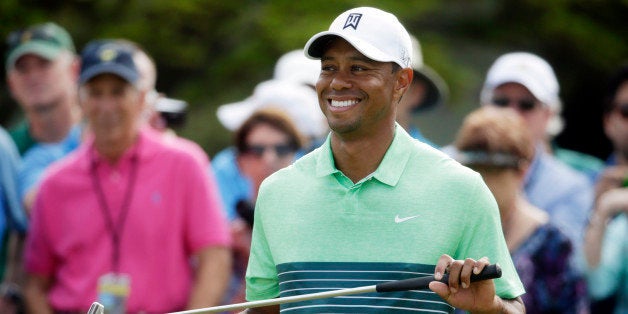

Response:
(87, 302), (104, 314)
(169, 263), (501, 314)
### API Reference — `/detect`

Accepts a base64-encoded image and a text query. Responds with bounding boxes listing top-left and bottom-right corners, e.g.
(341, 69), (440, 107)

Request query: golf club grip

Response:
(375, 263), (501, 293)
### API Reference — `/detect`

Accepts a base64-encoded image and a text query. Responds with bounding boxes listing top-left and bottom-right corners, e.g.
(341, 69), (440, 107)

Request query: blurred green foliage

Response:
(1, 0), (626, 158)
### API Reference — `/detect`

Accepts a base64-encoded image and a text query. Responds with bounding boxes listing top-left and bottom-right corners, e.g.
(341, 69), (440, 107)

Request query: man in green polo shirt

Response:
(242, 6), (525, 314)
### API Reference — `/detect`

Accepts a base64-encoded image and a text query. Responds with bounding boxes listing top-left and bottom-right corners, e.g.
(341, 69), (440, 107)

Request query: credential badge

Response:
(343, 13), (363, 30)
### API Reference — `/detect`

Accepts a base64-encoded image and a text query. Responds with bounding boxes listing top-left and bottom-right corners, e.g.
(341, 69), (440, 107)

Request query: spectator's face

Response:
(238, 122), (296, 189)
(80, 74), (144, 146)
(316, 38), (411, 136)
(489, 83), (551, 144)
(604, 81), (628, 161)
(7, 53), (77, 112)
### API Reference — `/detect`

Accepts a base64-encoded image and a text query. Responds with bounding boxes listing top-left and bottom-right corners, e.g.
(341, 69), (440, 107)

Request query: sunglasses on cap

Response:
(456, 151), (522, 170)
(613, 103), (628, 119)
(491, 97), (539, 112)
(244, 144), (295, 158)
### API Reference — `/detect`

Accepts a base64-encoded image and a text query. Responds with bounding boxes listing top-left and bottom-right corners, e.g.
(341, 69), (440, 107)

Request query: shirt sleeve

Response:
(182, 153), (231, 254)
(245, 193), (280, 301)
(0, 128), (27, 233)
(455, 173), (526, 300)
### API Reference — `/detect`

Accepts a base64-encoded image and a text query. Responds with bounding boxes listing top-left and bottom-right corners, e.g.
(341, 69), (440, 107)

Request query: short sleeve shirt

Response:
(25, 129), (231, 313)
(246, 125), (524, 312)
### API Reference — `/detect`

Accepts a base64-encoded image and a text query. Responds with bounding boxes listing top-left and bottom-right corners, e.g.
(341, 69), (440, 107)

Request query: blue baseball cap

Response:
(79, 40), (138, 85)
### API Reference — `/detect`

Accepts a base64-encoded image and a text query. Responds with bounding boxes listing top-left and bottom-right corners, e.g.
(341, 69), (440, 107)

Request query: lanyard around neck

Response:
(90, 146), (140, 273)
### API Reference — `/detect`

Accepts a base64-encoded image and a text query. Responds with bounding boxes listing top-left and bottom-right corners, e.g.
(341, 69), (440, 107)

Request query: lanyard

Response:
(90, 146), (140, 273)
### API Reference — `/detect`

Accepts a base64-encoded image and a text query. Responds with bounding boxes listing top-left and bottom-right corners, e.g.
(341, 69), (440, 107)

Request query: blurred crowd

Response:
(0, 17), (626, 314)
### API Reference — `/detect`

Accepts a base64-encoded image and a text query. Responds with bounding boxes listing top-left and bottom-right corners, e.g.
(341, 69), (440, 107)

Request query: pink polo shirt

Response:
(25, 129), (230, 313)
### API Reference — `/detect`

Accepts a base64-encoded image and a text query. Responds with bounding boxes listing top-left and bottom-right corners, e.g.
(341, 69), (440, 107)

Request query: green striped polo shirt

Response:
(246, 125), (524, 313)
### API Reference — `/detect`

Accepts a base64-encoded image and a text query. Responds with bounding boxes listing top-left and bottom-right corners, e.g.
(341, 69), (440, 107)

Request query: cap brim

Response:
(216, 97), (257, 131)
(305, 32), (396, 64)
(412, 65), (449, 112)
(6, 41), (63, 69)
(485, 74), (545, 103)
(79, 63), (138, 85)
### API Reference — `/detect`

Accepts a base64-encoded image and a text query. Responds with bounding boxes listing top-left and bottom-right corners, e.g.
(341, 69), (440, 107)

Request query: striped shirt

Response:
(246, 125), (524, 312)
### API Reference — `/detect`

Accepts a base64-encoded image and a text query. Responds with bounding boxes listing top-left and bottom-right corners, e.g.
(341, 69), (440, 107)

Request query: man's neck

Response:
(27, 99), (79, 143)
(331, 124), (395, 183)
(95, 133), (139, 164)
(616, 151), (628, 166)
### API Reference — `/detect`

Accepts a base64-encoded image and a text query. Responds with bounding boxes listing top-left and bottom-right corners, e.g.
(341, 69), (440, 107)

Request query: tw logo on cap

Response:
(343, 13), (362, 30)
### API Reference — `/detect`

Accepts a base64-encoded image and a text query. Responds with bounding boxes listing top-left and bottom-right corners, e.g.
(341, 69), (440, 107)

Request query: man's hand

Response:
(429, 254), (524, 314)
(595, 165), (628, 201)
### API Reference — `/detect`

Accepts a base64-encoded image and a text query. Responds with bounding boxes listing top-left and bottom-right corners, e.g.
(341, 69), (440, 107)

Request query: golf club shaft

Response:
(169, 263), (501, 314)
(171, 284), (376, 313)
(87, 302), (104, 314)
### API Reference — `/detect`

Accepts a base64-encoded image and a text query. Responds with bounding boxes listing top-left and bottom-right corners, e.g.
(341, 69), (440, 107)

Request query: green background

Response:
(1, 0), (627, 159)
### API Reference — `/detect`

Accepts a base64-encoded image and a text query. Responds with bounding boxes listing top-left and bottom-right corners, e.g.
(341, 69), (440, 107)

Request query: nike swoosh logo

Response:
(395, 214), (420, 223)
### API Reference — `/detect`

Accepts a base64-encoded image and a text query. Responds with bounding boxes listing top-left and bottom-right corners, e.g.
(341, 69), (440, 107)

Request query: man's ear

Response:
(6, 73), (16, 98)
(70, 56), (81, 83)
(394, 68), (413, 103)
(137, 88), (147, 112)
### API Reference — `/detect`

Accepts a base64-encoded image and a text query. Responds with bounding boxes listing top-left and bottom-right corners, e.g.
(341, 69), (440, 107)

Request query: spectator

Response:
(5, 22), (82, 214)
(23, 40), (231, 313)
(583, 64), (628, 314)
(0, 125), (26, 314)
(476, 52), (594, 256)
(125, 39), (210, 166)
(0, 127), (25, 255)
(396, 34), (449, 147)
(242, 7), (525, 313)
(224, 108), (304, 309)
(214, 79), (325, 221)
(454, 106), (589, 313)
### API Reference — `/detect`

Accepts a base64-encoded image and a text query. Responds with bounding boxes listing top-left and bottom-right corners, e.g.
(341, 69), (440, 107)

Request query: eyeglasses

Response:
(491, 97), (539, 112)
(244, 144), (295, 158)
(613, 103), (628, 119)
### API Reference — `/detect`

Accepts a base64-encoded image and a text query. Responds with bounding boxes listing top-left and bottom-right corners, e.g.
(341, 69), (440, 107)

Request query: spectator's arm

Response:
(584, 187), (628, 267)
(186, 246), (232, 310)
(23, 273), (52, 314)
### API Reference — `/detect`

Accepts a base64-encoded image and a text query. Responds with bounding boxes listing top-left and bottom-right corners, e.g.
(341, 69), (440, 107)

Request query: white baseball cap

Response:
(481, 52), (564, 135)
(304, 7), (412, 68)
(481, 52), (560, 111)
(273, 49), (320, 87)
(216, 80), (328, 138)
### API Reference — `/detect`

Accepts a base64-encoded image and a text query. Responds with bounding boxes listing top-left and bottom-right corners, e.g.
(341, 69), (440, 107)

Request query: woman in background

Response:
(454, 106), (588, 313)
(218, 108), (304, 310)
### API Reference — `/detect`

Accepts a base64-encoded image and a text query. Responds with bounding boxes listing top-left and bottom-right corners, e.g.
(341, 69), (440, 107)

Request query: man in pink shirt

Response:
(23, 40), (231, 313)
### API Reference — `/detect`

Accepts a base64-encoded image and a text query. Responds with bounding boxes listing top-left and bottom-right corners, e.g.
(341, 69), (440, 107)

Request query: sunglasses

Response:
(491, 97), (538, 112)
(457, 151), (522, 170)
(244, 144), (295, 158)
(613, 103), (628, 119)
